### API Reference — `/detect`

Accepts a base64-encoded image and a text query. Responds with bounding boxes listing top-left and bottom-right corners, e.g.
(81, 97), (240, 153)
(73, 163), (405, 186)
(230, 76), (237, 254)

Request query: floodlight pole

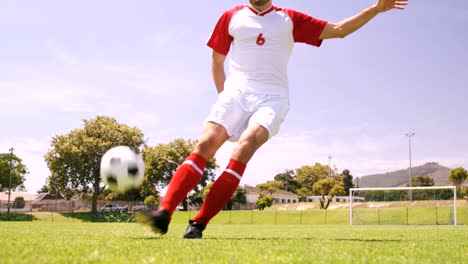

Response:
(55, 175), (58, 212)
(349, 189), (353, 225)
(7, 147), (14, 215)
(328, 155), (332, 179)
(405, 132), (415, 201)
(454, 187), (457, 225)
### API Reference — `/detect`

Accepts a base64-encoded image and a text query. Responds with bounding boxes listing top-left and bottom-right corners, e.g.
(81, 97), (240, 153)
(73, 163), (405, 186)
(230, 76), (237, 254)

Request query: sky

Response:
(1, 0), (467, 193)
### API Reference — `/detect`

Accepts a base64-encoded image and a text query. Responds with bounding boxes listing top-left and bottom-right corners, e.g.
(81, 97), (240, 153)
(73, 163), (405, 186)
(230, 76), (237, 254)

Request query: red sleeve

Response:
(207, 6), (244, 55)
(283, 9), (328, 47)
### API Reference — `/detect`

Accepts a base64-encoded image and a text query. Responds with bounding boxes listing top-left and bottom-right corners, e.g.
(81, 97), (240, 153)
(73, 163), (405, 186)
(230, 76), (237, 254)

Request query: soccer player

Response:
(142, 0), (408, 238)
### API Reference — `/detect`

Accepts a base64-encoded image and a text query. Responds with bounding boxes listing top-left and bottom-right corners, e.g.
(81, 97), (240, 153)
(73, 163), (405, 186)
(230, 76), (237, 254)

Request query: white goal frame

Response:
(349, 186), (457, 225)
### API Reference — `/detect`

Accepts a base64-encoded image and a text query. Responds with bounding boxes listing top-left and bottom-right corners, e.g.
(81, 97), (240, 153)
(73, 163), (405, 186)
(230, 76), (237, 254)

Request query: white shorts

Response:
(206, 90), (289, 141)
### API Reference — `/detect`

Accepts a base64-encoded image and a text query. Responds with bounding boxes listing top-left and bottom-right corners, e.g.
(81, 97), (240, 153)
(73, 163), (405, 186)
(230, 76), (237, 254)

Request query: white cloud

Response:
(46, 42), (79, 67)
(0, 43), (203, 124)
(0, 78), (97, 117)
(0, 43), (208, 192)
(1, 39), (465, 193)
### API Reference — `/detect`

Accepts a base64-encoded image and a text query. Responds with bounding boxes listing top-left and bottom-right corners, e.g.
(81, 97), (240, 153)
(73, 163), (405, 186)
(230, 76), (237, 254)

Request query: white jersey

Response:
(208, 5), (327, 96)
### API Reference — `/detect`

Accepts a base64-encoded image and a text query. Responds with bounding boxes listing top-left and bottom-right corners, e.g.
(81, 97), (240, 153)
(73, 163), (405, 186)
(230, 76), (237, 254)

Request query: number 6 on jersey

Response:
(256, 33), (265, 46)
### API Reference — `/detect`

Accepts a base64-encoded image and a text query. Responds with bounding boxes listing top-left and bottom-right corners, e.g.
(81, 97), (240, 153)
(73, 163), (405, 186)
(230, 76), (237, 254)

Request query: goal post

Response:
(349, 186), (457, 225)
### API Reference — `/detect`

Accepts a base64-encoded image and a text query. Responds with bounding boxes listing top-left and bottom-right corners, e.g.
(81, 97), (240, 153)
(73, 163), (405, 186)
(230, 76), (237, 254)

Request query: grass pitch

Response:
(0, 221), (466, 264)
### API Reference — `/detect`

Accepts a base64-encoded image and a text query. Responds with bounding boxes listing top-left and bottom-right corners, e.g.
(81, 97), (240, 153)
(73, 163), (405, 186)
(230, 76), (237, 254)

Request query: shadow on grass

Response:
(330, 238), (402, 242)
(130, 236), (166, 240)
(0, 213), (37, 221)
(129, 235), (403, 242)
(61, 212), (134, 222)
(202, 237), (402, 242)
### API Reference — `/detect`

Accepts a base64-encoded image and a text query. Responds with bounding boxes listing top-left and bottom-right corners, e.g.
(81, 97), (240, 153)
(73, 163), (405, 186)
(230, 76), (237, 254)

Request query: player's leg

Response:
(159, 122), (229, 215)
(141, 92), (246, 235)
(139, 122), (228, 235)
(185, 123), (269, 238)
(185, 96), (289, 238)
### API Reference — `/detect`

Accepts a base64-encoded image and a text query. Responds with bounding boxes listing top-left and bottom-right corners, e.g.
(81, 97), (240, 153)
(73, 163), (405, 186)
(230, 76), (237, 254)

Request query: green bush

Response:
(0, 213), (34, 221)
(256, 195), (273, 210)
(144, 195), (158, 208)
(60, 212), (133, 222)
(12, 197), (25, 209)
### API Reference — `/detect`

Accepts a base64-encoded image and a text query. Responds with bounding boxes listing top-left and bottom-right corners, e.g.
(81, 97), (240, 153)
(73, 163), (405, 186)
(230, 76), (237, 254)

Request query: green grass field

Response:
(0, 211), (467, 263)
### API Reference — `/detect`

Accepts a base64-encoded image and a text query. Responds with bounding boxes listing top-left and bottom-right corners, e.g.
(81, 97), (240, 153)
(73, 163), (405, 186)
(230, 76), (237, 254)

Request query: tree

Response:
(411, 175), (435, 200)
(45, 175), (74, 200)
(295, 163), (330, 200)
(44, 116), (145, 213)
(359, 190), (407, 202)
(412, 175), (435, 187)
(256, 195), (273, 210)
(139, 178), (159, 202)
(274, 170), (300, 193)
(256, 180), (283, 196)
(144, 138), (218, 210)
(37, 176), (63, 198)
(0, 152), (28, 213)
(37, 184), (50, 194)
(228, 186), (247, 210)
(101, 187), (147, 202)
(144, 195), (159, 209)
(254, 181), (282, 211)
(202, 182), (214, 201)
(449, 167), (467, 197)
(13, 196), (25, 209)
(339, 169), (354, 195)
(312, 178), (345, 209)
(0, 153), (28, 192)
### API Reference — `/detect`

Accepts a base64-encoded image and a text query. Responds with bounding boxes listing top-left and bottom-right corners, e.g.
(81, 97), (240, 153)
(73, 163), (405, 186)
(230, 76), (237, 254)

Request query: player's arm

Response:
(212, 51), (227, 93)
(319, 0), (408, 39)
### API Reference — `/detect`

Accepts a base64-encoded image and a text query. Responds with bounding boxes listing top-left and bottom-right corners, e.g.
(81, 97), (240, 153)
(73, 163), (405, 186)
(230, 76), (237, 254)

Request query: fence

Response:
(0, 199), (144, 213)
(157, 206), (463, 225)
(1, 203), (467, 225)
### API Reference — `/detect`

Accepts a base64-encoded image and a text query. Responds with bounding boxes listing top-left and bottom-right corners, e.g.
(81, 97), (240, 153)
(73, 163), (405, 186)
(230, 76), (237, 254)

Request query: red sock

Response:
(159, 153), (207, 216)
(192, 158), (246, 226)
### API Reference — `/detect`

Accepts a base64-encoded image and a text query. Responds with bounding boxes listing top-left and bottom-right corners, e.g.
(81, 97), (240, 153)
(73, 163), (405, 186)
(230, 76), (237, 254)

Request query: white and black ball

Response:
(100, 146), (145, 193)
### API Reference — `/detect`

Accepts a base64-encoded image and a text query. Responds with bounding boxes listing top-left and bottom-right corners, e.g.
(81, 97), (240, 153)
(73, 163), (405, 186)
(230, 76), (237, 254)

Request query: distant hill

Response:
(355, 162), (452, 188)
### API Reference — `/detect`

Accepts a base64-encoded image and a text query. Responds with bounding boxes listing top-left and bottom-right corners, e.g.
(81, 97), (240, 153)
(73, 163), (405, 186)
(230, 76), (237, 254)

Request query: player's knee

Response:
(232, 140), (256, 160)
(194, 124), (228, 159)
(194, 139), (219, 160)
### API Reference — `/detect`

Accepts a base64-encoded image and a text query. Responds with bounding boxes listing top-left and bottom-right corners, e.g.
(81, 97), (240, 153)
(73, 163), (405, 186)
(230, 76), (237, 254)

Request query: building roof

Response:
(273, 189), (299, 197)
(0, 192), (39, 202)
(32, 193), (65, 202)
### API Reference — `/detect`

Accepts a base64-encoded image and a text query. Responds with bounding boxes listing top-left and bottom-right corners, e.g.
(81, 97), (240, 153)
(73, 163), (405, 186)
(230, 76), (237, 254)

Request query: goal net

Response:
(349, 186), (457, 225)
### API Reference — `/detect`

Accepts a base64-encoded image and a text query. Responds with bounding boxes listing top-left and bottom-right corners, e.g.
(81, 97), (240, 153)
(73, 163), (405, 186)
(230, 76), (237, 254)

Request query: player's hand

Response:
(375, 0), (408, 13)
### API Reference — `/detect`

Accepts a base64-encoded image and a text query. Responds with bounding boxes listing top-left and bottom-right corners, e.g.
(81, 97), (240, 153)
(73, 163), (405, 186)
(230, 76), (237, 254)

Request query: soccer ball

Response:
(100, 146), (145, 193)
